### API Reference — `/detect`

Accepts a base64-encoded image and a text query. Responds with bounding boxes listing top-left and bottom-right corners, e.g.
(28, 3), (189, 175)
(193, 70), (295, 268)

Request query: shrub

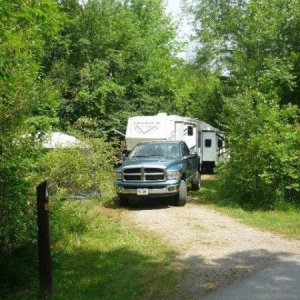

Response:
(0, 139), (40, 253)
(36, 137), (116, 197)
(218, 93), (300, 209)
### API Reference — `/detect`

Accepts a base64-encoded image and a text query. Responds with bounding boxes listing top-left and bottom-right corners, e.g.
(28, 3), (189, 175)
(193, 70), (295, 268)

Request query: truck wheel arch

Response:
(172, 180), (187, 206)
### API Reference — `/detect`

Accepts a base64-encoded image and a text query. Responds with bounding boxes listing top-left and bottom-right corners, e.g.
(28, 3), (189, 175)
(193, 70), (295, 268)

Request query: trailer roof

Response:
(128, 113), (221, 132)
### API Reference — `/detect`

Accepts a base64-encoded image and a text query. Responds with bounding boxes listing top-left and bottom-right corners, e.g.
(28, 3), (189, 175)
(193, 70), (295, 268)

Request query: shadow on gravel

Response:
(127, 197), (171, 211)
(104, 195), (172, 210)
(176, 249), (298, 299)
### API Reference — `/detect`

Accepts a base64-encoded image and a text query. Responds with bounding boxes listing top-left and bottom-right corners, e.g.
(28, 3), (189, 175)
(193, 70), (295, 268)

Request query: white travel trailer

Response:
(198, 121), (226, 173)
(125, 113), (225, 173)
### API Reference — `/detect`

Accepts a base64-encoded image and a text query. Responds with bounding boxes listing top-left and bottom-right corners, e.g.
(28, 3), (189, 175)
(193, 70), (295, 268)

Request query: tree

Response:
(191, 0), (300, 105)
(0, 0), (61, 252)
(190, 0), (300, 206)
(47, 0), (180, 134)
(173, 63), (223, 126)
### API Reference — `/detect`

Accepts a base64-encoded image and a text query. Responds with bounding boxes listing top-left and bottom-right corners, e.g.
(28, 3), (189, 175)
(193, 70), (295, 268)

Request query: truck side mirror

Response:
(122, 153), (128, 161)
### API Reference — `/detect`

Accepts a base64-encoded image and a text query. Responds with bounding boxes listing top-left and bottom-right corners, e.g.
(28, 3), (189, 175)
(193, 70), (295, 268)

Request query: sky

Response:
(165, 0), (196, 59)
(166, 0), (182, 17)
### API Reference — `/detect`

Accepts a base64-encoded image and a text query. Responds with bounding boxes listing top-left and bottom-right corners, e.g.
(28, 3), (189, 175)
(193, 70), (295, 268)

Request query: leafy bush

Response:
(0, 0), (61, 254)
(36, 137), (116, 197)
(218, 93), (300, 209)
(0, 139), (41, 253)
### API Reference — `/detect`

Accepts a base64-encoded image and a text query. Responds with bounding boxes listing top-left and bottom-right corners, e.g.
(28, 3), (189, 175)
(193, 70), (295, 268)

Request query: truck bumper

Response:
(116, 184), (180, 198)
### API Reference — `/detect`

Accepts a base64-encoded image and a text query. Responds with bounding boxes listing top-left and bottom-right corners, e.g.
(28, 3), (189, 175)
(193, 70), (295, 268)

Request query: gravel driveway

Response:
(128, 201), (300, 299)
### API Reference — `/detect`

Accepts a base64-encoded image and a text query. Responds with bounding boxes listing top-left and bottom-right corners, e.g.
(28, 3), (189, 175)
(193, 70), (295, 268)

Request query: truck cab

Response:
(115, 141), (200, 206)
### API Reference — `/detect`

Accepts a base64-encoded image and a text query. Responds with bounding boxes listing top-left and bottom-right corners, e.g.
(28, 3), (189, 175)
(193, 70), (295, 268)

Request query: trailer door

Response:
(202, 131), (216, 162)
(184, 123), (196, 150)
(175, 122), (197, 149)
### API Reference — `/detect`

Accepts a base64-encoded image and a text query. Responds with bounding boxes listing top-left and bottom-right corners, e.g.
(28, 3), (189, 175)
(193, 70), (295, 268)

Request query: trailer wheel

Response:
(191, 171), (200, 191)
(173, 180), (187, 206)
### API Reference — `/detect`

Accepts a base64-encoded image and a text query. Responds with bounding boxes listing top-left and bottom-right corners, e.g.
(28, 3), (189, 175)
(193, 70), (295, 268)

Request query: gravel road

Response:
(128, 201), (300, 299)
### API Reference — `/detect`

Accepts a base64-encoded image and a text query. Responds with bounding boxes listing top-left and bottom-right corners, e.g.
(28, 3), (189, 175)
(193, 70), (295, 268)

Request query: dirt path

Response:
(128, 202), (300, 299)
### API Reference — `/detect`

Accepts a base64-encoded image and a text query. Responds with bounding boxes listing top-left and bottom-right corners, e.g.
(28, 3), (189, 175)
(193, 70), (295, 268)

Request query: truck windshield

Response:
(129, 143), (181, 159)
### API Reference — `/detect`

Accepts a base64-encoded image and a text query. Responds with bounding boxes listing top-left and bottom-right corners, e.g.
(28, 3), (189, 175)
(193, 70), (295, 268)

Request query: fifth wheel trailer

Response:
(125, 113), (225, 173)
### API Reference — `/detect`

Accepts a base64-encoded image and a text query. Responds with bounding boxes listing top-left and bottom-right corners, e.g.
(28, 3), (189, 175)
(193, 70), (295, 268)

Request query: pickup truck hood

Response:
(122, 158), (182, 170)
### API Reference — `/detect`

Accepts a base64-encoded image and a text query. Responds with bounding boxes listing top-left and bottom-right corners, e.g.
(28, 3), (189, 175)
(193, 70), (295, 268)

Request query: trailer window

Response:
(187, 126), (193, 136)
(205, 139), (212, 148)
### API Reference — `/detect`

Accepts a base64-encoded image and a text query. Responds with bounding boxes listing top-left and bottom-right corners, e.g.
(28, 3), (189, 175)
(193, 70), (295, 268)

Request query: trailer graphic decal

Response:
(134, 125), (159, 134)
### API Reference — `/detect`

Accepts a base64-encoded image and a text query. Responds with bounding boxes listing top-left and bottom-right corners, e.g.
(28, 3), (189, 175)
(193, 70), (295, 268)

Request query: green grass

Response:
(191, 178), (300, 240)
(1, 198), (179, 299)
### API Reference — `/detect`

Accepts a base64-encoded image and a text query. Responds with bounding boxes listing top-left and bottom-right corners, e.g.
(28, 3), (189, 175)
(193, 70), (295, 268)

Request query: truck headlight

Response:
(167, 171), (181, 180)
(116, 171), (123, 180)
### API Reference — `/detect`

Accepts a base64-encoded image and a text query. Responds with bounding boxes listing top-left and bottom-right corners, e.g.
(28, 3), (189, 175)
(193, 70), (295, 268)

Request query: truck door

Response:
(182, 143), (196, 182)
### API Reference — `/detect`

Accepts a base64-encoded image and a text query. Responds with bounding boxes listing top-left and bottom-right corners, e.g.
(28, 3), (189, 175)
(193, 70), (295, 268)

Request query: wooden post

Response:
(36, 181), (52, 296)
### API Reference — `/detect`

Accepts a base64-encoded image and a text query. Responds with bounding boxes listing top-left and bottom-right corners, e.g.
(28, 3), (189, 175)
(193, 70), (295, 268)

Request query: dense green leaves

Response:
(2, 0), (300, 254)
(47, 0), (181, 133)
(35, 138), (115, 196)
(192, 0), (300, 104)
(191, 0), (300, 207)
(218, 94), (300, 208)
(0, 0), (188, 253)
(0, 0), (61, 252)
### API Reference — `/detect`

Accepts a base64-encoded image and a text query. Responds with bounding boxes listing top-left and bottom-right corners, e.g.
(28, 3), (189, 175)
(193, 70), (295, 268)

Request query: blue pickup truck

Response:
(115, 141), (200, 206)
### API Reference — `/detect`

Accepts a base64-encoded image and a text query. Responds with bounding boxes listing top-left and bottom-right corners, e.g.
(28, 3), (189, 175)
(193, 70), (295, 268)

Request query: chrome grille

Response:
(123, 167), (165, 182)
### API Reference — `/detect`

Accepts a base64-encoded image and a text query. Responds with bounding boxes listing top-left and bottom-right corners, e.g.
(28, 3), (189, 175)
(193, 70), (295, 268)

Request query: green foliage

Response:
(0, 0), (195, 255)
(0, 245), (38, 298)
(174, 63), (223, 126)
(191, 0), (300, 207)
(48, 0), (180, 132)
(0, 139), (40, 253)
(192, 178), (300, 239)
(50, 199), (88, 247)
(192, 0), (300, 105)
(1, 200), (179, 299)
(218, 93), (300, 208)
(35, 138), (116, 197)
(0, 199), (89, 298)
(0, 0), (61, 253)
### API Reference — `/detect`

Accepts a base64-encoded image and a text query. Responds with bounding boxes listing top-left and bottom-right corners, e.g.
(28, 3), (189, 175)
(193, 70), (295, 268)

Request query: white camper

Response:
(198, 121), (226, 173)
(125, 113), (225, 173)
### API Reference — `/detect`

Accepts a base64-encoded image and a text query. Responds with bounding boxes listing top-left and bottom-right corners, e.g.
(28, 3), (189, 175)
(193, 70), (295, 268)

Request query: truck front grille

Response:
(123, 167), (165, 182)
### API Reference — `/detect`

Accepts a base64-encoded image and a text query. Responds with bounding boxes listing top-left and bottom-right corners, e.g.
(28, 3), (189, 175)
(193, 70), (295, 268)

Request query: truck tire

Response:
(173, 180), (187, 206)
(191, 171), (200, 191)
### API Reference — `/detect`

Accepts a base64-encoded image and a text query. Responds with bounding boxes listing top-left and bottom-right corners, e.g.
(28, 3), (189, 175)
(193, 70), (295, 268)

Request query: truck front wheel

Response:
(173, 180), (187, 206)
(191, 171), (200, 191)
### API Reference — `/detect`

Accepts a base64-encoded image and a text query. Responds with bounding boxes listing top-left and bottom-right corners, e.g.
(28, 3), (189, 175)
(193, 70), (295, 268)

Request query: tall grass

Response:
(1, 197), (179, 299)
(191, 177), (300, 240)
